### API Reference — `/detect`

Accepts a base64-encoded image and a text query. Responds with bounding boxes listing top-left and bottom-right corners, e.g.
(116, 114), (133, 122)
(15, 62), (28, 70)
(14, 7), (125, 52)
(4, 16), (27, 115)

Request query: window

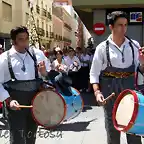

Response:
(49, 25), (51, 32)
(41, 1), (43, 8)
(37, 19), (39, 27)
(25, 13), (29, 25)
(2, 1), (12, 22)
(46, 24), (48, 31)
(42, 22), (44, 29)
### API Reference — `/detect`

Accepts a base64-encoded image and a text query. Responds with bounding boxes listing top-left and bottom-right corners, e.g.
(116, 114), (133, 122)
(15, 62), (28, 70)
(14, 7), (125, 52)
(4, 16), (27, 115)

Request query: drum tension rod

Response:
(71, 103), (78, 113)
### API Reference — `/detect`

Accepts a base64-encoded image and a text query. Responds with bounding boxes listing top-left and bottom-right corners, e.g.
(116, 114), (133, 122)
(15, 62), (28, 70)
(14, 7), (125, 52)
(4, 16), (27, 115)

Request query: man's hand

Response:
(38, 61), (47, 76)
(94, 91), (106, 106)
(9, 100), (21, 110)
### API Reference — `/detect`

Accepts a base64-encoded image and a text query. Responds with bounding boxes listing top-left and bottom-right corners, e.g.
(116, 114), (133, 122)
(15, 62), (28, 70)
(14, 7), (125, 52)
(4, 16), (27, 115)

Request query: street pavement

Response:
(0, 92), (144, 144)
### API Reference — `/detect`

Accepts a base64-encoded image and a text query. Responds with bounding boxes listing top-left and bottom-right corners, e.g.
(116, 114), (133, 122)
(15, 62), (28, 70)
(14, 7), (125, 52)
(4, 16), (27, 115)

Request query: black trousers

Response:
(79, 66), (89, 89)
(8, 108), (37, 144)
(68, 71), (79, 90)
(104, 100), (142, 144)
(4, 91), (38, 144)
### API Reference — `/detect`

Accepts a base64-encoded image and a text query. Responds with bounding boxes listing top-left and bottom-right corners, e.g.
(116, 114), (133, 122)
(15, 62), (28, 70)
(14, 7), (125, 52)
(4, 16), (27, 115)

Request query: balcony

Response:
(49, 32), (54, 38)
(36, 5), (40, 14)
(64, 23), (72, 31)
(42, 9), (47, 17)
(46, 31), (49, 37)
(37, 28), (45, 37)
(47, 12), (52, 20)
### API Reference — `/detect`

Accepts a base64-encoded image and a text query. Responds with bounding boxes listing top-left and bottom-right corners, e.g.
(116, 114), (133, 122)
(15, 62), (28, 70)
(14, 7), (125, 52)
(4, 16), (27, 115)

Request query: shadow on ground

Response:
(44, 118), (97, 132)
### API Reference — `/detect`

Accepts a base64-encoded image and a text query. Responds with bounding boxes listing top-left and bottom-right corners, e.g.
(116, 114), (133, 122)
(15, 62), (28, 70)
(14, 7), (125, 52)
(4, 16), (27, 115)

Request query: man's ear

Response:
(109, 24), (113, 31)
(12, 40), (16, 45)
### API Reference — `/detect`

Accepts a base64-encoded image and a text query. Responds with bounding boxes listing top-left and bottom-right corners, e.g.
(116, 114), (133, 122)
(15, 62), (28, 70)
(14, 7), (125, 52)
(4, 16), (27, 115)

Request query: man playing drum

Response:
(90, 11), (144, 144)
(0, 26), (51, 144)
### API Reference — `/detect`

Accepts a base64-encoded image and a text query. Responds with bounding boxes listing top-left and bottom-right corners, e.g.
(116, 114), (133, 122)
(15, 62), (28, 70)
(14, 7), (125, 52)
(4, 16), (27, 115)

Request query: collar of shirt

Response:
(107, 34), (130, 49)
(10, 45), (29, 56)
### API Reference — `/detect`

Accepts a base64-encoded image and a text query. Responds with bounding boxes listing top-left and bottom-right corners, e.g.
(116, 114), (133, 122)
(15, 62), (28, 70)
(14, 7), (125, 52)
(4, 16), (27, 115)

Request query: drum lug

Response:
(71, 103), (78, 112)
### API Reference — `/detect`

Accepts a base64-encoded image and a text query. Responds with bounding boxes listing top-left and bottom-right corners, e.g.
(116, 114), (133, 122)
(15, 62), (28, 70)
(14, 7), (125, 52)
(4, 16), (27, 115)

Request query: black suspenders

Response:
(7, 48), (39, 80)
(106, 40), (135, 67)
(7, 51), (16, 80)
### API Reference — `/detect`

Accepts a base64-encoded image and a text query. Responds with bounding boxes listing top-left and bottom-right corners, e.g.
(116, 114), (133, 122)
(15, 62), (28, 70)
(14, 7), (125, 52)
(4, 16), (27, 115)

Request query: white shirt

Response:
(51, 59), (68, 72)
(64, 56), (81, 71)
(90, 35), (140, 84)
(0, 46), (51, 101)
(80, 54), (90, 67)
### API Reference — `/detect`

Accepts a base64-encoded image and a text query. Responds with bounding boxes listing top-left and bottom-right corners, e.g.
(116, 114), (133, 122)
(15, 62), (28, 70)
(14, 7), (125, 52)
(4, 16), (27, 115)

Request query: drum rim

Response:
(112, 89), (139, 132)
(31, 89), (67, 129)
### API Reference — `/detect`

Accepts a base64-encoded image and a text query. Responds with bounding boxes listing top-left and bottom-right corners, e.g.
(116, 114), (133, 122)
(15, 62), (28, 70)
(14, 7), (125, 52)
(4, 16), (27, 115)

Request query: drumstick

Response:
(104, 92), (115, 102)
(18, 105), (33, 108)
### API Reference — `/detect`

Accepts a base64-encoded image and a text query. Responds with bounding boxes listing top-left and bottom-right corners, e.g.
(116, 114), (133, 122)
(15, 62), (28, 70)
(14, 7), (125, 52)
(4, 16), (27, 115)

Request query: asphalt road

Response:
(0, 92), (143, 144)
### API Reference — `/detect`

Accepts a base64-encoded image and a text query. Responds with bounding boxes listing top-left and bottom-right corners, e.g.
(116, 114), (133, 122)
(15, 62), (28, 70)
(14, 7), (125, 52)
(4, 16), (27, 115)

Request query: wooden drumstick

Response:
(104, 92), (115, 103)
(18, 105), (33, 108)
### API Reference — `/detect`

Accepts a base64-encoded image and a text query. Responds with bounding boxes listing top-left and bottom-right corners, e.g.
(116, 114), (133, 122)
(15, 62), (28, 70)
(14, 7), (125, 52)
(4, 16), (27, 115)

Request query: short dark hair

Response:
(68, 46), (75, 52)
(107, 11), (128, 25)
(10, 26), (29, 40)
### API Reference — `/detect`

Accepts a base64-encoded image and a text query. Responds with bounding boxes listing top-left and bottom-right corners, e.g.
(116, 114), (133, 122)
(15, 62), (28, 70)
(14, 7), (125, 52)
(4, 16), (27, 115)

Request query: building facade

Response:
(0, 0), (29, 50)
(32, 0), (53, 49)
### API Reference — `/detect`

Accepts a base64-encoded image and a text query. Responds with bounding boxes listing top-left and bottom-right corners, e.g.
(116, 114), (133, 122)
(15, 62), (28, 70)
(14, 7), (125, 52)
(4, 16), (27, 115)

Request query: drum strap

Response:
(7, 51), (16, 80)
(106, 40), (134, 66)
(7, 48), (39, 80)
(26, 48), (39, 79)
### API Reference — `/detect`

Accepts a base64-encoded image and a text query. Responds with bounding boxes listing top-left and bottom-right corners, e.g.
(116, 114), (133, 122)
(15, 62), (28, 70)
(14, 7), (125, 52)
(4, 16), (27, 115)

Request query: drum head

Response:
(113, 89), (138, 132)
(115, 94), (134, 126)
(32, 90), (66, 128)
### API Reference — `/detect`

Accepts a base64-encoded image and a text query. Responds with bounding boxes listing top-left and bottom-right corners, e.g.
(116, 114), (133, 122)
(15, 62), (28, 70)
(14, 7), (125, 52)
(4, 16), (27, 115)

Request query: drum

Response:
(112, 89), (144, 135)
(31, 87), (84, 129)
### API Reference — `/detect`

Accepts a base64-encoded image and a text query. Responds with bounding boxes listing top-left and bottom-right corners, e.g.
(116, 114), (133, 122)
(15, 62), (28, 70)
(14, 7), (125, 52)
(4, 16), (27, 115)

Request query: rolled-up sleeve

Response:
(90, 44), (104, 84)
(0, 55), (10, 101)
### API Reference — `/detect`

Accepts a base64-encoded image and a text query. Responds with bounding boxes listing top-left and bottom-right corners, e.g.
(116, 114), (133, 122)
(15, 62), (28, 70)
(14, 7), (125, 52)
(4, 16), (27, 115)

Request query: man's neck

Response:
(14, 46), (26, 54)
(111, 34), (125, 47)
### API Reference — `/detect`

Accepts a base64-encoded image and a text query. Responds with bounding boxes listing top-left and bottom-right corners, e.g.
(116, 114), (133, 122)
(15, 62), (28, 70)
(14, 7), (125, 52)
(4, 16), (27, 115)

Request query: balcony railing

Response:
(64, 23), (72, 31)
(37, 27), (45, 37)
(36, 5), (40, 14)
(49, 32), (54, 38)
(47, 12), (52, 20)
(42, 8), (47, 17)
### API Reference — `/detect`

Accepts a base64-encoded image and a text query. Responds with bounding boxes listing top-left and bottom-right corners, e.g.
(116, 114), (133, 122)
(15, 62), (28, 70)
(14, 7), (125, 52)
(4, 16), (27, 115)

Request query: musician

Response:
(51, 47), (68, 72)
(90, 11), (143, 144)
(0, 26), (51, 144)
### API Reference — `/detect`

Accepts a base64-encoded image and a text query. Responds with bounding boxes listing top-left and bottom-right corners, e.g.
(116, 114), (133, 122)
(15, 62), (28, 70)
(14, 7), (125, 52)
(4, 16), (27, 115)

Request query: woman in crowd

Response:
(51, 47), (68, 72)
(64, 47), (81, 89)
